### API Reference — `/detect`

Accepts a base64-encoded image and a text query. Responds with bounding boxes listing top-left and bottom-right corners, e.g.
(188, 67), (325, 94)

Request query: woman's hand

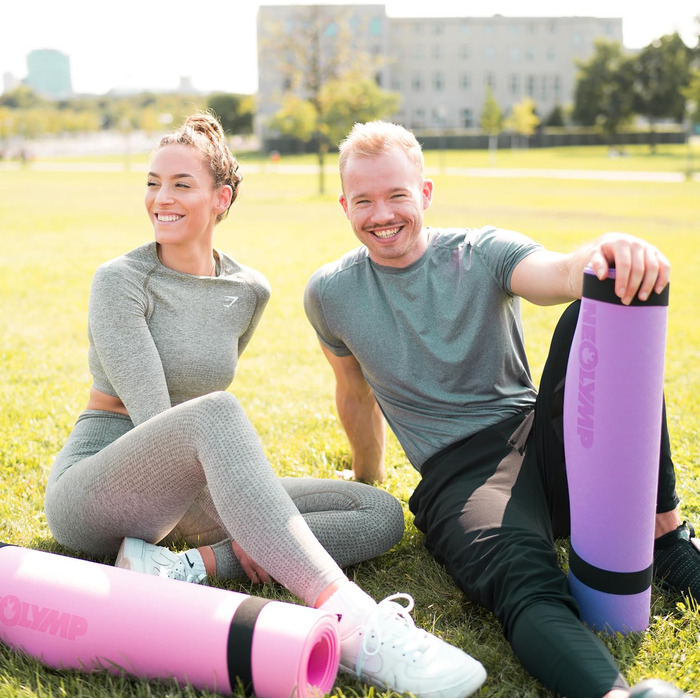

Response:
(232, 540), (273, 584)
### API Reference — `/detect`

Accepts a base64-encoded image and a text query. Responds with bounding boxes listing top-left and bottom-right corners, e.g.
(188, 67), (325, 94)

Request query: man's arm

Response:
(320, 345), (387, 483)
(511, 232), (671, 307)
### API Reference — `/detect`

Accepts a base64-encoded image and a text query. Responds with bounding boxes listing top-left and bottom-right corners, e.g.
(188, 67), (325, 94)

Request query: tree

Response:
(633, 33), (694, 152)
(545, 104), (566, 127)
(683, 68), (700, 130)
(479, 87), (503, 163)
(504, 97), (540, 148)
(572, 39), (636, 146)
(269, 94), (317, 144)
(259, 5), (398, 194)
(207, 93), (255, 137)
(319, 71), (401, 147)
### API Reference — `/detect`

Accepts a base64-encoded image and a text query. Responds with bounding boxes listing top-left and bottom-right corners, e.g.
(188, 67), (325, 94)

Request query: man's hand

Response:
(587, 232), (671, 305)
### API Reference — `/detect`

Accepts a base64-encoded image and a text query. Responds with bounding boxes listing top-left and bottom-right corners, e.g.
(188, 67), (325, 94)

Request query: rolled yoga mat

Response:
(563, 268), (669, 634)
(0, 543), (339, 697)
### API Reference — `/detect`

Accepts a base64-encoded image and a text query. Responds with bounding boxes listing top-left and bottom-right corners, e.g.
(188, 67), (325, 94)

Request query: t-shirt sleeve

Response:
(474, 226), (543, 293)
(88, 263), (171, 426)
(303, 268), (352, 357)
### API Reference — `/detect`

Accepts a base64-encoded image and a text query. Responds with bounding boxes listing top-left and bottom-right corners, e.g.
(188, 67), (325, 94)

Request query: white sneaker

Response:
(115, 537), (207, 583)
(339, 593), (487, 698)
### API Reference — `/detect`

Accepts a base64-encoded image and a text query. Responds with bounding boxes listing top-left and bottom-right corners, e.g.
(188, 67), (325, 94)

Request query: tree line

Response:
(1, 29), (699, 161)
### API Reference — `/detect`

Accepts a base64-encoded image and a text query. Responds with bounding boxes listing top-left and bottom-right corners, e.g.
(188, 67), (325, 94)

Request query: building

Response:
(26, 49), (72, 99)
(256, 5), (622, 140)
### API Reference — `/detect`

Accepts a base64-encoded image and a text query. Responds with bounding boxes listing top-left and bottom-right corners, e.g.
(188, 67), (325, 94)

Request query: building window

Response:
(460, 108), (474, 128)
(412, 45), (424, 59)
(370, 17), (382, 36)
(485, 72), (496, 89)
(412, 73), (423, 91)
(526, 75), (536, 97)
(460, 45), (471, 59)
(432, 23), (444, 35)
(432, 44), (442, 59)
(552, 75), (562, 99)
(526, 47), (536, 61)
(431, 107), (445, 125)
(509, 74), (520, 94)
(460, 73), (471, 90)
(485, 46), (495, 59)
(546, 46), (556, 61)
(413, 109), (426, 126)
(433, 72), (444, 91)
(509, 47), (519, 61)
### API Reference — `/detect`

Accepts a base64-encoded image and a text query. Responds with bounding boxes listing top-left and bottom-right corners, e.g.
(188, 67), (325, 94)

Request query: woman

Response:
(43, 111), (486, 698)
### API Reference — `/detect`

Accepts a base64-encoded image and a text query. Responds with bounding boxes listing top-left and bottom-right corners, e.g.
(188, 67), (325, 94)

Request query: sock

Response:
(180, 547), (208, 583)
(319, 581), (377, 637)
(210, 540), (246, 581)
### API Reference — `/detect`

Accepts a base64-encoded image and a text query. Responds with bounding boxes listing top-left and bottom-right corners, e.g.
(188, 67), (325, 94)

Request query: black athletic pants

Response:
(409, 301), (678, 697)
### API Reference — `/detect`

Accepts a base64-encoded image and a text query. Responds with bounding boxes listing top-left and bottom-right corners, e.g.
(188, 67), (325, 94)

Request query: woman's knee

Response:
(182, 391), (250, 433)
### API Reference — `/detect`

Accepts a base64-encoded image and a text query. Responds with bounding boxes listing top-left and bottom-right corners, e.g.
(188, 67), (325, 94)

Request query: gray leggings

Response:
(44, 392), (404, 606)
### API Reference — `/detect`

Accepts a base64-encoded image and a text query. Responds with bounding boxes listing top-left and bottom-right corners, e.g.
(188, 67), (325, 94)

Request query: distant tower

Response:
(26, 49), (72, 98)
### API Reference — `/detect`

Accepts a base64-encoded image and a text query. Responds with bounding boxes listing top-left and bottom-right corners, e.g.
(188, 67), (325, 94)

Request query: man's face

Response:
(339, 149), (433, 268)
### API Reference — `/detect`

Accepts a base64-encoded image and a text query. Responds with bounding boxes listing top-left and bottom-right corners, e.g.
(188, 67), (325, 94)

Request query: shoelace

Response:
(356, 593), (428, 679)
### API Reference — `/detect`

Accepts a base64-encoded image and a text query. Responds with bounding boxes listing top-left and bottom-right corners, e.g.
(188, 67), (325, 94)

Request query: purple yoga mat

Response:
(564, 268), (669, 633)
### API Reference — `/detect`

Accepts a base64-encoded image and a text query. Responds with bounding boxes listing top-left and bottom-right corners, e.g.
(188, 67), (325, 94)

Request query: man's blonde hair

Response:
(338, 121), (425, 185)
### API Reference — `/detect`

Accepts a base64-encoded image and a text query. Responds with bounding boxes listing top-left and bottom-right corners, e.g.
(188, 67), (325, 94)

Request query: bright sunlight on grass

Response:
(1, 145), (699, 697)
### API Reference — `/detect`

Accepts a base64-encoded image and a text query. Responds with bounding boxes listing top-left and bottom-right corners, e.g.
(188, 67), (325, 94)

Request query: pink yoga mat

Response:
(0, 544), (339, 697)
(564, 268), (668, 634)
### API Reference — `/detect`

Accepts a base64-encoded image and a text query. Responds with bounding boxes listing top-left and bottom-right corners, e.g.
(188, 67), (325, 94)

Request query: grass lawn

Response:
(0, 144), (699, 697)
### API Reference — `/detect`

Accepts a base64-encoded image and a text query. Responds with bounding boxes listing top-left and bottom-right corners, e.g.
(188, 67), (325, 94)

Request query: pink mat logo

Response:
(0, 594), (88, 641)
(576, 304), (598, 448)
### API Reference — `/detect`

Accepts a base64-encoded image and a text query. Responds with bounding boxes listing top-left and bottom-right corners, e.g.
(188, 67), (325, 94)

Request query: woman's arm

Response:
(88, 264), (172, 425)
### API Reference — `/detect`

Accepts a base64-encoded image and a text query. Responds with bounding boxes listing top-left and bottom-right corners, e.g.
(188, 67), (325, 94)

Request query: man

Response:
(304, 121), (698, 698)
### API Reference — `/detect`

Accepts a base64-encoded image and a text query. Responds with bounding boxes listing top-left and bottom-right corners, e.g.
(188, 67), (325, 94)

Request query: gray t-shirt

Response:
(88, 242), (270, 426)
(304, 226), (542, 470)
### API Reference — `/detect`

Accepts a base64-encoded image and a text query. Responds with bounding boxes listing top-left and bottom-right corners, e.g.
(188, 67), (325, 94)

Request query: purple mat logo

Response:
(0, 594), (88, 641)
(576, 304), (598, 448)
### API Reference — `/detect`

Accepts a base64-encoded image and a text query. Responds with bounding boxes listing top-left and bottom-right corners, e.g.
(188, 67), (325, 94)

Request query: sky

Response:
(1, 0), (698, 96)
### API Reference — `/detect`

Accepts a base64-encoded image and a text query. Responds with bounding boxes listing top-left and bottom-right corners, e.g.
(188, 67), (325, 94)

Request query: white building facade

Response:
(257, 5), (622, 138)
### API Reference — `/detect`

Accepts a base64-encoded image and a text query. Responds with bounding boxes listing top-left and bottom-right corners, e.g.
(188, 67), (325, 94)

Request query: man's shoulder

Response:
(309, 246), (370, 286)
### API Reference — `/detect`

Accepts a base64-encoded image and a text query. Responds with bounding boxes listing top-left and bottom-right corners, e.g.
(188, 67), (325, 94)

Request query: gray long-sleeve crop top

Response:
(87, 242), (270, 426)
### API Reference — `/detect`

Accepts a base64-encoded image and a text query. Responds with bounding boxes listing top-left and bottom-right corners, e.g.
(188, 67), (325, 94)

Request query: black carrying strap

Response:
(226, 595), (271, 691)
(569, 546), (652, 595)
(582, 272), (669, 307)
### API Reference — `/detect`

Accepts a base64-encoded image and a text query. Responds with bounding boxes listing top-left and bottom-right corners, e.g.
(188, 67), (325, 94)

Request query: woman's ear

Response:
(216, 185), (234, 214)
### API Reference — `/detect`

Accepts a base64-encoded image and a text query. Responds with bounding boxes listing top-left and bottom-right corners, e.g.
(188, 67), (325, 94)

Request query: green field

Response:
(1, 144), (699, 697)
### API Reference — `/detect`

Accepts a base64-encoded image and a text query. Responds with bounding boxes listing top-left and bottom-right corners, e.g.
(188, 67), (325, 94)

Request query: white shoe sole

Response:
(341, 657), (487, 698)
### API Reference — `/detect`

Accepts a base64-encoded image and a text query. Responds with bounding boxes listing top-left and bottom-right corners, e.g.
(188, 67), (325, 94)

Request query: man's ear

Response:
(422, 179), (434, 210)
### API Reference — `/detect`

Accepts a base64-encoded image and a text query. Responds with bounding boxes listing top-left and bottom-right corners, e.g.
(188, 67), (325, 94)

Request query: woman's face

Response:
(145, 144), (230, 248)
